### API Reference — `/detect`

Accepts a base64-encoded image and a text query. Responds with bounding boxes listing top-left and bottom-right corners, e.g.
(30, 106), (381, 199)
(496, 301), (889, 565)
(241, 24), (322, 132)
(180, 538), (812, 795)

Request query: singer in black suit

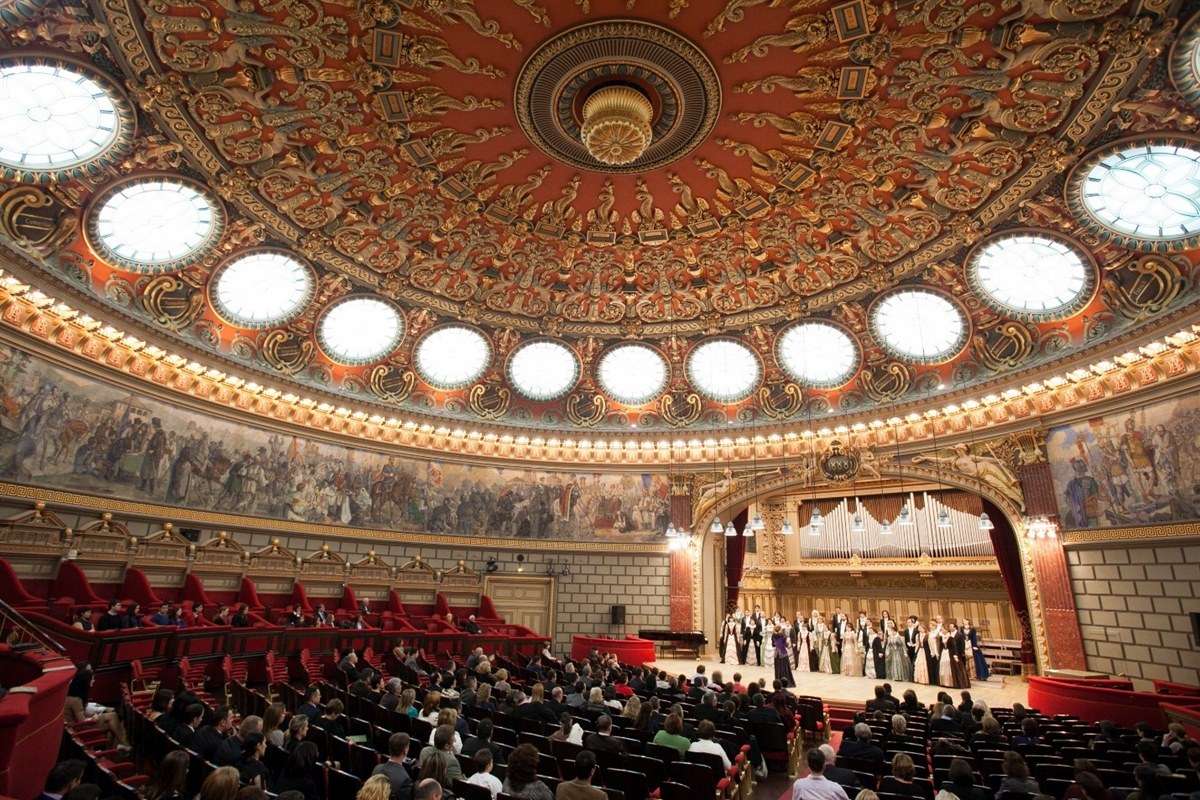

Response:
(903, 615), (920, 667)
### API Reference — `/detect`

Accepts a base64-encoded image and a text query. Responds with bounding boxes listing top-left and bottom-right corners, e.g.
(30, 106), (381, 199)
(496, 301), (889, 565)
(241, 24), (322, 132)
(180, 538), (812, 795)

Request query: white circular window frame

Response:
(1066, 135), (1200, 252)
(0, 51), (135, 182)
(315, 294), (406, 366)
(774, 320), (861, 388)
(868, 287), (969, 365)
(414, 324), (493, 390)
(965, 229), (1097, 322)
(84, 173), (226, 273)
(685, 337), (763, 403)
(505, 338), (580, 401)
(596, 343), (670, 406)
(208, 248), (316, 329)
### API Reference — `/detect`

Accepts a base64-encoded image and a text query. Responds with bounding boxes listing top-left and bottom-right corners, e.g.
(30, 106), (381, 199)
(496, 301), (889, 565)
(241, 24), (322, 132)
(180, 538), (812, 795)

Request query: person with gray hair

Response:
(381, 677), (404, 711)
(818, 744), (859, 789)
(837, 722), (884, 764)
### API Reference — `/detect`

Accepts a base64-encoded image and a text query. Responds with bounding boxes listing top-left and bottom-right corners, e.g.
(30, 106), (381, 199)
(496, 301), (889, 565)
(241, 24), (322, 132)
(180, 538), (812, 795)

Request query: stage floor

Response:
(648, 656), (1029, 709)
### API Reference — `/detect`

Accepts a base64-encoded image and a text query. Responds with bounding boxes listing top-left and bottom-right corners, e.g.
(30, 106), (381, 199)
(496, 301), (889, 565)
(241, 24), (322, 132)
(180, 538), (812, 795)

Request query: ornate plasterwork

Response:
(0, 0), (1194, 432)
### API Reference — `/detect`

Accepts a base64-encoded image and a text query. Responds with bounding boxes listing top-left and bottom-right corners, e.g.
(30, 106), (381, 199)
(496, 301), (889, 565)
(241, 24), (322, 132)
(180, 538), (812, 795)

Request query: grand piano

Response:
(637, 629), (707, 658)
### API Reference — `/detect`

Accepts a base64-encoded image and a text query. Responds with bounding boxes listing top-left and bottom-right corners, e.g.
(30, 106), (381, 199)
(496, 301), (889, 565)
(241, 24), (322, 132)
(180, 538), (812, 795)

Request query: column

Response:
(669, 477), (695, 632)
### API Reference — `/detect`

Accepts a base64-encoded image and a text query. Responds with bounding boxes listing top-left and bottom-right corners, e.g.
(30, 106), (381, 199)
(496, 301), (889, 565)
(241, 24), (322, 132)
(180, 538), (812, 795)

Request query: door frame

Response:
(483, 574), (557, 639)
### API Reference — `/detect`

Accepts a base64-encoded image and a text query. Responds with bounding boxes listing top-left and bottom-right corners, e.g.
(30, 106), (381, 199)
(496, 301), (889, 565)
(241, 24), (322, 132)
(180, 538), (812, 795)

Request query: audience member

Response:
(557, 749), (605, 800)
(467, 749), (503, 799)
(373, 732), (413, 800)
(198, 767), (241, 800)
(996, 751), (1040, 797)
(40, 760), (86, 800)
(818, 745), (858, 790)
(502, 743), (553, 800)
(839, 723), (884, 765)
(584, 714), (626, 755)
(792, 747), (850, 800)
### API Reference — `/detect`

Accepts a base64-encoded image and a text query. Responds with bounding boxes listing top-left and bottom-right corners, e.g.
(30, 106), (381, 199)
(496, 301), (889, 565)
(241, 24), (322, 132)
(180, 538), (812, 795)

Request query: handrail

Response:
(0, 597), (67, 656)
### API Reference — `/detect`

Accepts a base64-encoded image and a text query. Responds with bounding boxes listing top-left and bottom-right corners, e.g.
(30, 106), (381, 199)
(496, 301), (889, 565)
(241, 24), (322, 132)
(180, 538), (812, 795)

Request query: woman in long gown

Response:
(962, 618), (989, 680)
(817, 623), (834, 673)
(885, 621), (912, 682)
(772, 626), (794, 687)
(721, 614), (741, 664)
(913, 626), (931, 684)
(948, 623), (971, 689)
(794, 622), (811, 673)
(938, 629), (953, 687)
(840, 622), (862, 677)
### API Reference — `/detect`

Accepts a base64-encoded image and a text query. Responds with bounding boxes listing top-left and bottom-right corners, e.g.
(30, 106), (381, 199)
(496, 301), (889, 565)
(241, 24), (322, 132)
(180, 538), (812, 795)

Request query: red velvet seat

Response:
(0, 559), (43, 611)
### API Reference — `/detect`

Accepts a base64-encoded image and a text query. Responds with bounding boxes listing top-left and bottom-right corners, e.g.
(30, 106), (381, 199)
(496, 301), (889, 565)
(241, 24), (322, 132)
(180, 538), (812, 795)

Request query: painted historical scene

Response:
(0, 343), (669, 541)
(1046, 393), (1200, 530)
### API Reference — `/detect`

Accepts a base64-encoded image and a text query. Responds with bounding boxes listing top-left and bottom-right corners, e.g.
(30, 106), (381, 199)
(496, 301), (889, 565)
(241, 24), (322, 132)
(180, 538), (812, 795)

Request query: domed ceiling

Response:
(1, 0), (1200, 434)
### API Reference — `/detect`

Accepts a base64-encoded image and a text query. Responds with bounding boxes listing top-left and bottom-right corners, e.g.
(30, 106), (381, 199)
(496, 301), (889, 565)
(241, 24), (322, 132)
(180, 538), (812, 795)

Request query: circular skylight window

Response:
(968, 233), (1093, 320)
(1073, 140), (1200, 247)
(317, 296), (404, 365)
(0, 60), (127, 176)
(87, 177), (224, 272)
(211, 250), (315, 328)
(507, 339), (579, 401)
(776, 322), (860, 387)
(686, 338), (761, 402)
(870, 289), (967, 363)
(597, 344), (668, 405)
(415, 326), (492, 389)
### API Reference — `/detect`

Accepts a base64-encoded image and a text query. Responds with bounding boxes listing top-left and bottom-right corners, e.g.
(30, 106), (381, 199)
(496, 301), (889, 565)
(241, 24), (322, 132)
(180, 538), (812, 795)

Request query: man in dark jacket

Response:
(583, 715), (626, 755)
(190, 705), (235, 762)
(838, 723), (884, 765)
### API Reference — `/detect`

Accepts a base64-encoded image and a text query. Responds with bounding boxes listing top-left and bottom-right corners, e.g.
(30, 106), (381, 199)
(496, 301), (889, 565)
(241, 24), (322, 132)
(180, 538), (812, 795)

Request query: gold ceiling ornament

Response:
(580, 86), (654, 166)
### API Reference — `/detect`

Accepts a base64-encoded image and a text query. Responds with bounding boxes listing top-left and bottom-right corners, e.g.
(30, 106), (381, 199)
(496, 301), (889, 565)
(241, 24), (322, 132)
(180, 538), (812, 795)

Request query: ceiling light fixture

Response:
(580, 85), (653, 165)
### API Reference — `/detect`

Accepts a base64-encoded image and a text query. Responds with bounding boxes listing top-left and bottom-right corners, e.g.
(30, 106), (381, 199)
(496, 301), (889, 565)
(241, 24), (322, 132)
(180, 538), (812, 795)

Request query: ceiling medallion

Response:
(1169, 10), (1200, 110)
(513, 19), (721, 174)
(580, 85), (654, 165)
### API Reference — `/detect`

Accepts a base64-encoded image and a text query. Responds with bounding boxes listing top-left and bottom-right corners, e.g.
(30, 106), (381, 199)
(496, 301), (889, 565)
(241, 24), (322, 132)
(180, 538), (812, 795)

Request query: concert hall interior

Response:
(1, 1), (1200, 799)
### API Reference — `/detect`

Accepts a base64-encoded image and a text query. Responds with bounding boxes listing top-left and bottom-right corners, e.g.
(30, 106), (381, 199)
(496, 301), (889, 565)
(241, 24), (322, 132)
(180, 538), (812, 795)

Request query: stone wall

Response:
(1066, 541), (1200, 685)
(0, 502), (670, 655)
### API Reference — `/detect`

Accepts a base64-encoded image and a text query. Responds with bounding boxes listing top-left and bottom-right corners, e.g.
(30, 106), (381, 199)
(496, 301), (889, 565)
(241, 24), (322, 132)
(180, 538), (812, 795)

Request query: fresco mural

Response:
(1046, 393), (1200, 530)
(0, 343), (669, 541)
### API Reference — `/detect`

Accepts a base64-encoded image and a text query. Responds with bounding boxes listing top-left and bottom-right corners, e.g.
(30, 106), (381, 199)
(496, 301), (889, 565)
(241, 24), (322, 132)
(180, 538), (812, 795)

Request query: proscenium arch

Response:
(692, 463), (1046, 675)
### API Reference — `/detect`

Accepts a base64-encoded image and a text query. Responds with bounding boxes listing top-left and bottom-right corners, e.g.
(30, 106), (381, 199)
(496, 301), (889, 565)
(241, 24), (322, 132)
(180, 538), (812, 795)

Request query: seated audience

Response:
(791, 747), (850, 800)
(557, 749), (605, 800)
(653, 712), (692, 756)
(274, 742), (322, 800)
(879, 754), (932, 800)
(996, 751), (1040, 797)
(943, 757), (989, 800)
(357, 775), (393, 800)
(818, 745), (857, 790)
(192, 706), (236, 762)
(372, 732), (413, 800)
(584, 714), (626, 755)
(838, 723), (884, 765)
(688, 720), (731, 769)
(41, 760), (86, 800)
(238, 733), (270, 788)
(467, 749), (503, 799)
(418, 725), (462, 785)
(502, 743), (553, 800)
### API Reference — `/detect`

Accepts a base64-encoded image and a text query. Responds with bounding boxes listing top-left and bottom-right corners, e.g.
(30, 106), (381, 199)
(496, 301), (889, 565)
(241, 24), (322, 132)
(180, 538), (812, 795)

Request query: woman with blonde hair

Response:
(356, 774), (393, 800)
(198, 767), (240, 800)
(476, 683), (495, 712)
(395, 687), (417, 718)
(622, 694), (642, 720)
(430, 707), (463, 752)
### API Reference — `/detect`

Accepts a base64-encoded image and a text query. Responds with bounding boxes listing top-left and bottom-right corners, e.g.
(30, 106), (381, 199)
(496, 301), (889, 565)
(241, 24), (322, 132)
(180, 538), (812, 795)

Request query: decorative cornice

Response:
(1060, 523), (1200, 547)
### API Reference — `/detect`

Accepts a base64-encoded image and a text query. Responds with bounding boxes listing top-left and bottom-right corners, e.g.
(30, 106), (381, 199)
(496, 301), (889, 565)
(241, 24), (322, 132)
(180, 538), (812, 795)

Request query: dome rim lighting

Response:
(83, 173), (227, 273)
(774, 320), (861, 388)
(208, 247), (317, 330)
(965, 228), (1097, 322)
(868, 287), (969, 365)
(505, 338), (580, 401)
(414, 324), (493, 390)
(1066, 134), (1200, 252)
(685, 337), (762, 403)
(0, 51), (136, 181)
(315, 294), (406, 366)
(597, 342), (669, 406)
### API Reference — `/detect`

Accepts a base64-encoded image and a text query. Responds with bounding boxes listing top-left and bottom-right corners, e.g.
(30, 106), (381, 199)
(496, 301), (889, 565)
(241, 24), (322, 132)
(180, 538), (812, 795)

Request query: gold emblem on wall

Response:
(369, 365), (415, 404)
(0, 186), (75, 256)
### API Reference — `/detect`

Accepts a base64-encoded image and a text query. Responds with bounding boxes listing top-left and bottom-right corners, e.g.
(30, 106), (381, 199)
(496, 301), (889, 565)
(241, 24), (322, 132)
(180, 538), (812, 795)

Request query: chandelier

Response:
(581, 86), (653, 165)
(1024, 515), (1058, 540)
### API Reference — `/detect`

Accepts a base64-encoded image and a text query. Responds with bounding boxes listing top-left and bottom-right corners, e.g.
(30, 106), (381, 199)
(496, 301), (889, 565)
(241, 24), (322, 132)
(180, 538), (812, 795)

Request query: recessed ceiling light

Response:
(210, 250), (314, 329)
(776, 321), (860, 387)
(317, 295), (404, 365)
(598, 343), (668, 405)
(1075, 140), (1200, 245)
(968, 232), (1093, 320)
(507, 339), (579, 401)
(415, 325), (492, 389)
(0, 59), (128, 176)
(686, 338), (761, 402)
(87, 176), (224, 272)
(870, 289), (967, 363)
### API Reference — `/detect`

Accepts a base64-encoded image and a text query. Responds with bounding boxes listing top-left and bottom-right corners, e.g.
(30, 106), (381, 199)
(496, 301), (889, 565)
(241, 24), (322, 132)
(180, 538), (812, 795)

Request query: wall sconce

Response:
(1024, 515), (1058, 540)
(545, 559), (571, 578)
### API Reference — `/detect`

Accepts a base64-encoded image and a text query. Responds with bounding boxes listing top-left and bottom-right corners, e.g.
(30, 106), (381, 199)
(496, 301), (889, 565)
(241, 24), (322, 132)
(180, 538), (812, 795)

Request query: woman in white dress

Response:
(840, 622), (862, 676)
(721, 613), (741, 664)
(764, 617), (777, 671)
(913, 625), (931, 684)
(795, 622), (811, 673)
(938, 629), (953, 686)
(864, 626), (879, 679)
(817, 623), (834, 673)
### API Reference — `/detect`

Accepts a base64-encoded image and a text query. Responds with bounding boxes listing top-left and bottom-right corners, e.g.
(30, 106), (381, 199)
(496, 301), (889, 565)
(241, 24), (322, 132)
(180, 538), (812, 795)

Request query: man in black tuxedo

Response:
(748, 607), (765, 666)
(856, 611), (870, 653)
(903, 615), (919, 667)
(831, 610), (845, 657)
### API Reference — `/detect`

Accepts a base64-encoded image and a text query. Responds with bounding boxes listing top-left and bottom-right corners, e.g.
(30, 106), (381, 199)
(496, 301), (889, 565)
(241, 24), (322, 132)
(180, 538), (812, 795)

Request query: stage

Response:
(648, 656), (1029, 709)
